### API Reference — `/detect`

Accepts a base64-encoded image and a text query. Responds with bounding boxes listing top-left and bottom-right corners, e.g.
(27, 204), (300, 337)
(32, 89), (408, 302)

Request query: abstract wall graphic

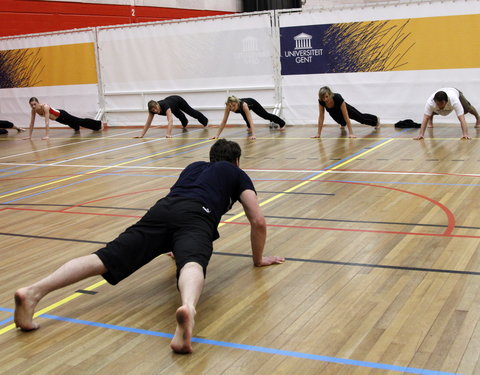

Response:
(280, 14), (480, 75)
(0, 48), (43, 88)
(0, 42), (98, 88)
(321, 20), (414, 73)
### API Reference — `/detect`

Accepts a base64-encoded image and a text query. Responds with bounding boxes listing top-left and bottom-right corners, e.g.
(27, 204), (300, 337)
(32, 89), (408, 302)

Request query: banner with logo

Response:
(278, 0), (480, 125)
(280, 14), (480, 76)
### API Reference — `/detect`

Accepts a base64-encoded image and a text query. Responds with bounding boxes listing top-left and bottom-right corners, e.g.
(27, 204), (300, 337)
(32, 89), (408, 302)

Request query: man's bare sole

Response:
(14, 289), (39, 331)
(170, 306), (193, 354)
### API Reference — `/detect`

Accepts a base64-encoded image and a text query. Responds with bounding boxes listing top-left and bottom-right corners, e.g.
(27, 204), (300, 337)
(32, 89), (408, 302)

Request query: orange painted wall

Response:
(0, 0), (233, 37)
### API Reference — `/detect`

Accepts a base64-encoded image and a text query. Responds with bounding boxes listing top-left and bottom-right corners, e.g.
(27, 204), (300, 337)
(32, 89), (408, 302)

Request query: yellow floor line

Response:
(0, 140), (212, 200)
(2, 138), (393, 335)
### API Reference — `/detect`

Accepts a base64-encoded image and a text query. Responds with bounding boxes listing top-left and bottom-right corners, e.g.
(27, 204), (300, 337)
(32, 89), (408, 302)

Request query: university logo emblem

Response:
(294, 33), (312, 50)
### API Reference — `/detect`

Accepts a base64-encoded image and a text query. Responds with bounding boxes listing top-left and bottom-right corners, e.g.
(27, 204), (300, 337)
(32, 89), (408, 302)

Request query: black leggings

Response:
(240, 98), (285, 128)
(169, 97), (208, 127)
(56, 110), (102, 131)
(0, 120), (14, 128)
(332, 103), (378, 127)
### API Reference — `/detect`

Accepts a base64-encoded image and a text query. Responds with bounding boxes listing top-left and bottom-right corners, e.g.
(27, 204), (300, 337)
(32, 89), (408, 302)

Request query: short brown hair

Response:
(147, 100), (158, 113)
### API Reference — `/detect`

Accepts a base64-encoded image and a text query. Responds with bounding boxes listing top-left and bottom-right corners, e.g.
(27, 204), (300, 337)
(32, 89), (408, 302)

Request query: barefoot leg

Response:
(14, 288), (40, 331)
(170, 305), (194, 354)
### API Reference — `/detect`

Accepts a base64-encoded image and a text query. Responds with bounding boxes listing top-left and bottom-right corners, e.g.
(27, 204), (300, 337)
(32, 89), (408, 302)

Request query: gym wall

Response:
(0, 0), (234, 38)
(1, 0), (478, 128)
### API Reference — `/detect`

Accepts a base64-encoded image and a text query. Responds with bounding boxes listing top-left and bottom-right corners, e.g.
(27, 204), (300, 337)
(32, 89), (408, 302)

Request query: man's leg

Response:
(458, 92), (480, 127)
(468, 106), (480, 127)
(14, 254), (106, 331)
(170, 262), (204, 354)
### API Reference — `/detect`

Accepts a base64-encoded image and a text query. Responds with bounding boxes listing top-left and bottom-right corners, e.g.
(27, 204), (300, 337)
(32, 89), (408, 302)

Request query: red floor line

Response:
(328, 180), (456, 236)
(59, 188), (169, 212)
(3, 206), (473, 239)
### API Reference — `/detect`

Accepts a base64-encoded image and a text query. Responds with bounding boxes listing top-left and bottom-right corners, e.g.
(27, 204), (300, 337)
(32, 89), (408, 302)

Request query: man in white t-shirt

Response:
(414, 88), (480, 140)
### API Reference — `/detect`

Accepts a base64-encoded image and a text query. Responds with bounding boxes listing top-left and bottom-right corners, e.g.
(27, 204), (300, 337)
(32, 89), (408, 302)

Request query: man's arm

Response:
(458, 114), (471, 139)
(414, 114), (431, 140)
(240, 189), (284, 267)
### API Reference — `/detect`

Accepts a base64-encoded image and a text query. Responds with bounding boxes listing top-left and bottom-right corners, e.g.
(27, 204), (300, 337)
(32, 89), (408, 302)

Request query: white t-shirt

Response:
(424, 88), (464, 117)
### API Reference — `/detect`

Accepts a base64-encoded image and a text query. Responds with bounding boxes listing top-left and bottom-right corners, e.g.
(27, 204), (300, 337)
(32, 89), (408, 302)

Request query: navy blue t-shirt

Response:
(167, 161), (256, 223)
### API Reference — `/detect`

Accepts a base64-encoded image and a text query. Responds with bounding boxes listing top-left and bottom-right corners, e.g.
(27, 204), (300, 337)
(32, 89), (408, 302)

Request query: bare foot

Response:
(170, 305), (195, 354)
(14, 288), (40, 331)
(375, 118), (381, 129)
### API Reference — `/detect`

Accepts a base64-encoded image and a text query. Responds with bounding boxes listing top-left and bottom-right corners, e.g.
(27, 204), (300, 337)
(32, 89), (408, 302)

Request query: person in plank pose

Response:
(414, 88), (480, 140)
(26, 97), (104, 140)
(14, 138), (285, 354)
(136, 96), (208, 138)
(211, 96), (285, 140)
(312, 86), (379, 139)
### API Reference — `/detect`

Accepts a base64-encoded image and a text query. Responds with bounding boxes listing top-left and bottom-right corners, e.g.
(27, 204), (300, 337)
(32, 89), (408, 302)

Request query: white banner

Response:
(97, 14), (278, 125)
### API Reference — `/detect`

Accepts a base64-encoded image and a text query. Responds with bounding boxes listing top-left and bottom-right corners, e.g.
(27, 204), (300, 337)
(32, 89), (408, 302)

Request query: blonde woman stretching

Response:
(212, 96), (285, 140)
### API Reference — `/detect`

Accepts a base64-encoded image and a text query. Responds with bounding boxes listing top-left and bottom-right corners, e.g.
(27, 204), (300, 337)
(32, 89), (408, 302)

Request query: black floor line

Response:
(1, 232), (479, 276)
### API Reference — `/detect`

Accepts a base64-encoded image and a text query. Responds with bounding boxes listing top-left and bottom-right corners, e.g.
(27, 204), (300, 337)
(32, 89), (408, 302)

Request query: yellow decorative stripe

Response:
(1, 43), (97, 88)
(393, 14), (480, 70)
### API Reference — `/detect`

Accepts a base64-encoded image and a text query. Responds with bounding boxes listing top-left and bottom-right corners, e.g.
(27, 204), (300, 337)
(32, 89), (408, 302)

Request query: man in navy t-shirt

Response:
(14, 139), (285, 354)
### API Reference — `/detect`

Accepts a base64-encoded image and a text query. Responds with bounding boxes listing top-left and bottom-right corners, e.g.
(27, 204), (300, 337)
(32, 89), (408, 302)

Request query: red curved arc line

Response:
(2, 207), (469, 239)
(5, 180), (456, 236)
(322, 180), (455, 236)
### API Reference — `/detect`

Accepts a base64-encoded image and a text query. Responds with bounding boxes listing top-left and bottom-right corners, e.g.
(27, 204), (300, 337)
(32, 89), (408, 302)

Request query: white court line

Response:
(0, 129), (139, 161)
(1, 162), (479, 178)
(49, 137), (166, 166)
(0, 128), (205, 167)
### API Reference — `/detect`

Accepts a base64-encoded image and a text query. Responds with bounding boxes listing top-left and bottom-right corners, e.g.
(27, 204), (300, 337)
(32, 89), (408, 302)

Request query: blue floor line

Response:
(0, 307), (459, 374)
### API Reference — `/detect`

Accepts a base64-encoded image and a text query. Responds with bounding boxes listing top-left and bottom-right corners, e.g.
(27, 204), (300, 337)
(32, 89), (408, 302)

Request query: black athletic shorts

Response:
(95, 196), (218, 285)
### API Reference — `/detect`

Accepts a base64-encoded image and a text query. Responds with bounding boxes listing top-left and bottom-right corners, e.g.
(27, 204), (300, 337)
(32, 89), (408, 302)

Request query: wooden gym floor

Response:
(1, 123), (480, 374)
